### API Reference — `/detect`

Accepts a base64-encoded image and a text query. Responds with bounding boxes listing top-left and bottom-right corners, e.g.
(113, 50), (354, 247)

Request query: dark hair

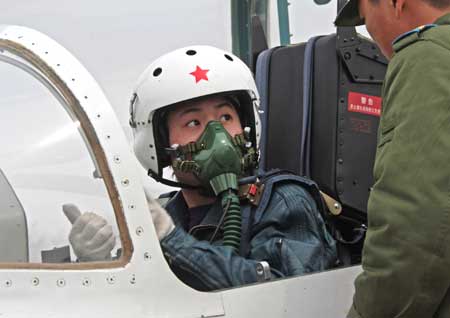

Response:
(370, 0), (450, 8)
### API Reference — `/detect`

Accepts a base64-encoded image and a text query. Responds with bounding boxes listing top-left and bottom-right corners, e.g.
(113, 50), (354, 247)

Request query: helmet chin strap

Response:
(147, 169), (202, 190)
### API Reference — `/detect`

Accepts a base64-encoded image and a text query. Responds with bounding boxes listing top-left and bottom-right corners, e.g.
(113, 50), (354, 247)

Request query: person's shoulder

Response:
(270, 181), (316, 209)
(254, 180), (322, 227)
(392, 24), (436, 53)
(422, 24), (450, 54)
(386, 24), (450, 88)
(253, 171), (319, 207)
(393, 24), (450, 60)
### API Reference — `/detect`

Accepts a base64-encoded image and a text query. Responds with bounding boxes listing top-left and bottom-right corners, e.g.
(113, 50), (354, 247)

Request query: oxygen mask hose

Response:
(210, 173), (242, 252)
(221, 189), (241, 251)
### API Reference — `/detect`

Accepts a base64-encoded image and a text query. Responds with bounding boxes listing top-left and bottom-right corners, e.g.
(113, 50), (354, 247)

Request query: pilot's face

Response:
(166, 96), (243, 185)
(359, 0), (403, 59)
(167, 96), (243, 147)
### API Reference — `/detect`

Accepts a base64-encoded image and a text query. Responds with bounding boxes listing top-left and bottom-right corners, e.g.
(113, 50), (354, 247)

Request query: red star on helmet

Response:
(189, 65), (209, 83)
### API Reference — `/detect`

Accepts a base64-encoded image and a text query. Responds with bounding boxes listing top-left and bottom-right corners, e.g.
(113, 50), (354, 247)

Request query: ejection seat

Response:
(255, 27), (388, 264)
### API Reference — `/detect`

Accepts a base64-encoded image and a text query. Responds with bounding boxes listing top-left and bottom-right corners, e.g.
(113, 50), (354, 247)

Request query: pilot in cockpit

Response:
(64, 46), (337, 291)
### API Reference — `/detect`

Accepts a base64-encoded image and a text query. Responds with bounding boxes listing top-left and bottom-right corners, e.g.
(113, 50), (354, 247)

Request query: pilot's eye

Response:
(186, 119), (200, 128)
(220, 114), (232, 122)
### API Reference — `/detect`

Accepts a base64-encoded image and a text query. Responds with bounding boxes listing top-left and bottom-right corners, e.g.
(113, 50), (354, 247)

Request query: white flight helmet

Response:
(130, 45), (261, 184)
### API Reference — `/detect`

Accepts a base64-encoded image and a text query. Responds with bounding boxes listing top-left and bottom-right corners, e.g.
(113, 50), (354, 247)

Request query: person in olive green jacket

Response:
(335, 0), (450, 317)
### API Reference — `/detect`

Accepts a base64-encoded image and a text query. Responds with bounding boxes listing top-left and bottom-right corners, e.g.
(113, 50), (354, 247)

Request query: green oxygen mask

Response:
(192, 121), (242, 195)
(171, 120), (257, 195)
(170, 121), (258, 252)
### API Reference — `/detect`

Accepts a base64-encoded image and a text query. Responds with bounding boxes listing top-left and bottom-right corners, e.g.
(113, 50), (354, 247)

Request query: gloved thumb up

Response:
(63, 204), (81, 224)
(63, 203), (115, 262)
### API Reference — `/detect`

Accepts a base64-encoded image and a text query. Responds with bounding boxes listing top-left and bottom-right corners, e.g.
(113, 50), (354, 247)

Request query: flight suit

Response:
(159, 174), (338, 291)
(348, 14), (450, 318)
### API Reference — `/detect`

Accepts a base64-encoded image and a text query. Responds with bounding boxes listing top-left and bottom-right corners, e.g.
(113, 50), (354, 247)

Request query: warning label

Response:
(348, 92), (382, 117)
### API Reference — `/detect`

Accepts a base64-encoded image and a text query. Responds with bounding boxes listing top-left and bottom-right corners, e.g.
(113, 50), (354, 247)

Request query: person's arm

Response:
(160, 183), (337, 291)
(349, 41), (450, 317)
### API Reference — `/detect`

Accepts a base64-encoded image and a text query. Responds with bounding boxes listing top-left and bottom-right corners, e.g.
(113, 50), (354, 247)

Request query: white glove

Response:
(144, 190), (175, 241)
(63, 204), (116, 262)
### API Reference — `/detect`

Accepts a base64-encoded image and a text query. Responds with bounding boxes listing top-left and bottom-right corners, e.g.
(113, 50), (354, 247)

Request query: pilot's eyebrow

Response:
(178, 102), (233, 118)
(178, 107), (201, 118)
(215, 102), (234, 109)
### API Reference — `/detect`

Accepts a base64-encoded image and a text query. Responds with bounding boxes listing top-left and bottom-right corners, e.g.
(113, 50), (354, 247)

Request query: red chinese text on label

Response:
(347, 92), (382, 117)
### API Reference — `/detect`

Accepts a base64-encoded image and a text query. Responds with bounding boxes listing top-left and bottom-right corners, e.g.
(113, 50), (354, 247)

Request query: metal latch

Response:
(255, 261), (271, 282)
(320, 191), (342, 216)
